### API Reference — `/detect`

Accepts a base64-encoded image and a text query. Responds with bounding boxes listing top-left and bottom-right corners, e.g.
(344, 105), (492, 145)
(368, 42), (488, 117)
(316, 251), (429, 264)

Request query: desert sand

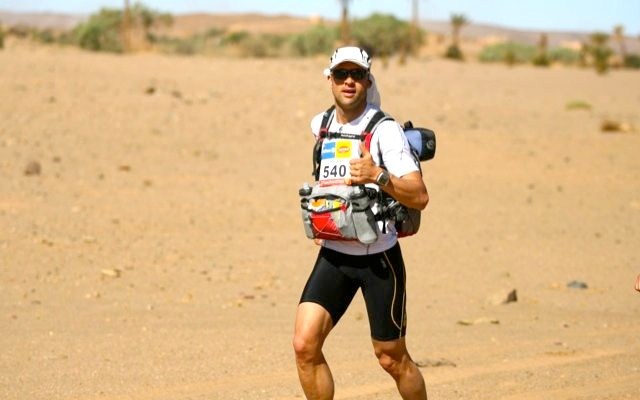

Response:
(1, 42), (640, 399)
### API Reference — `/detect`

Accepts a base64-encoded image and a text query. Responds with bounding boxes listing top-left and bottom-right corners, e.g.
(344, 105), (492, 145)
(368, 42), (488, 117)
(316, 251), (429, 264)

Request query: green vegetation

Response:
(549, 47), (580, 65)
(289, 25), (338, 57)
(72, 2), (172, 53)
(351, 13), (419, 59)
(478, 42), (536, 64)
(613, 25), (627, 61)
(4, 2), (640, 75)
(237, 33), (287, 58)
(445, 13), (468, 60)
(151, 27), (226, 55)
(587, 32), (613, 74)
(73, 8), (124, 52)
(624, 54), (640, 69)
(532, 34), (550, 67)
(479, 41), (584, 67)
(565, 100), (592, 111)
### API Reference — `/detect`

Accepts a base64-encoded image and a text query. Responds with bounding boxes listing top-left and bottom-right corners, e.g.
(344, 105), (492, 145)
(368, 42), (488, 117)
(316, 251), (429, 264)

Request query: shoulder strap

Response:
(313, 105), (336, 179)
(362, 110), (394, 167)
(363, 110), (393, 135)
(319, 105), (336, 137)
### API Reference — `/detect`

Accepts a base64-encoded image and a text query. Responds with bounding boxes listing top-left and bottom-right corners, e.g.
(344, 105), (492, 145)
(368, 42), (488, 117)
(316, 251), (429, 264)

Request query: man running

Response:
(293, 46), (429, 400)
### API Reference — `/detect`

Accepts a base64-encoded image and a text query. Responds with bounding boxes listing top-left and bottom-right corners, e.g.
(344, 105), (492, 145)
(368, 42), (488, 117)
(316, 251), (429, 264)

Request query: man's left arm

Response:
(349, 143), (428, 210)
(378, 170), (428, 210)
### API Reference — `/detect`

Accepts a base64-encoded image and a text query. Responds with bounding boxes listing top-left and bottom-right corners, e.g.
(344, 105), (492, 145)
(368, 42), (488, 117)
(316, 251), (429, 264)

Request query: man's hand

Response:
(635, 274), (640, 292)
(348, 143), (381, 185)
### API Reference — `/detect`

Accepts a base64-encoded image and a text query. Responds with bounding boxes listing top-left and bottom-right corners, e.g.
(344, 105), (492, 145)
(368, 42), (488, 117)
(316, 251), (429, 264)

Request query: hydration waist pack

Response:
(300, 106), (436, 242)
(299, 184), (379, 244)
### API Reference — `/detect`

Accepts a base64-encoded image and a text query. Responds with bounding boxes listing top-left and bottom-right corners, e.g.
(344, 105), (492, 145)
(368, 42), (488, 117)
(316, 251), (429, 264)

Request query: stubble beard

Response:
(334, 89), (367, 115)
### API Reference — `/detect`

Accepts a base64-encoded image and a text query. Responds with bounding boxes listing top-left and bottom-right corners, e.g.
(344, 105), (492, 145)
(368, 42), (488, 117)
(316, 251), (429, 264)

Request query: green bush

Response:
(31, 28), (56, 44)
(204, 27), (225, 39)
(445, 44), (464, 60)
(565, 100), (592, 111)
(71, 3), (173, 53)
(588, 32), (612, 74)
(591, 46), (612, 74)
(221, 31), (250, 46)
(351, 13), (416, 58)
(549, 47), (580, 65)
(238, 34), (287, 57)
(0, 26), (4, 49)
(153, 35), (199, 55)
(73, 8), (124, 52)
(153, 29), (224, 55)
(624, 54), (640, 69)
(288, 25), (338, 56)
(478, 41), (536, 64)
(532, 53), (550, 67)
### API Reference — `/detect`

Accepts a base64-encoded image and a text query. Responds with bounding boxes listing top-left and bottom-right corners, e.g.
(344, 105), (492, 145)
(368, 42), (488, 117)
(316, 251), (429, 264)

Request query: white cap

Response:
(327, 46), (371, 71)
(323, 46), (381, 108)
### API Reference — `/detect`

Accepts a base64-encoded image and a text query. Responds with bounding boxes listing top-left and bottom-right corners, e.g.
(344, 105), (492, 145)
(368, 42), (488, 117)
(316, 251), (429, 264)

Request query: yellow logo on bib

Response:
(335, 140), (352, 159)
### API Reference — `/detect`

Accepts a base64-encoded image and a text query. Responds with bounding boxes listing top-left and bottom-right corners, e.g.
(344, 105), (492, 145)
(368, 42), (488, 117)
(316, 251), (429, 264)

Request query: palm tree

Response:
(121, 0), (131, 52)
(445, 13), (468, 60)
(533, 33), (550, 66)
(450, 13), (468, 48)
(411, 0), (419, 51)
(589, 32), (613, 74)
(613, 25), (627, 62)
(400, 0), (421, 63)
(338, 0), (351, 45)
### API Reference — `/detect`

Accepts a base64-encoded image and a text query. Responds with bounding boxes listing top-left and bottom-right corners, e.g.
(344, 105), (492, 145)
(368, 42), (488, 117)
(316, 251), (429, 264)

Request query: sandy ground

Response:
(1, 43), (640, 399)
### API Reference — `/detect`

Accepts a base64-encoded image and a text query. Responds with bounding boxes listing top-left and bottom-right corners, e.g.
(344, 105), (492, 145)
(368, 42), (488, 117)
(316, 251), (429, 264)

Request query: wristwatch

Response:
(375, 169), (390, 187)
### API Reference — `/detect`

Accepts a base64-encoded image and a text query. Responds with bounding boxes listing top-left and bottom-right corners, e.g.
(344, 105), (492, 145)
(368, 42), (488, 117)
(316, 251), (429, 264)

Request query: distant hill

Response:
(0, 10), (86, 30)
(1, 10), (637, 52)
(425, 20), (586, 48)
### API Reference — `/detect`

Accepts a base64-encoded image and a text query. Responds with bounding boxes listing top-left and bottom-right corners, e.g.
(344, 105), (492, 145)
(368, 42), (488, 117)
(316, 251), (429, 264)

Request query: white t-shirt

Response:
(310, 104), (419, 255)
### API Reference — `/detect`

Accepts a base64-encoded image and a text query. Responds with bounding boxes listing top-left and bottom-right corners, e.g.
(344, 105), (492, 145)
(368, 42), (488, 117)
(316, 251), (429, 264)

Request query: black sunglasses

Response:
(332, 68), (369, 81)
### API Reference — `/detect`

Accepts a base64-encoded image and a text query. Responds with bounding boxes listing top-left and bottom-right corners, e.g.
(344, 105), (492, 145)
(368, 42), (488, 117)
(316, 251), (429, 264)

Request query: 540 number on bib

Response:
(322, 164), (347, 179)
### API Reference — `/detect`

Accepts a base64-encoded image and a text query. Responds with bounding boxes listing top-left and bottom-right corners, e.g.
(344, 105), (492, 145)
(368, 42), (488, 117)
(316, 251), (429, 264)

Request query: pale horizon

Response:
(0, 0), (639, 36)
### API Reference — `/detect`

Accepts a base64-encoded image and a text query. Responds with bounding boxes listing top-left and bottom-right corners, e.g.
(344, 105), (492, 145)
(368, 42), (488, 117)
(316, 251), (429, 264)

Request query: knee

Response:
(376, 351), (403, 377)
(292, 333), (322, 363)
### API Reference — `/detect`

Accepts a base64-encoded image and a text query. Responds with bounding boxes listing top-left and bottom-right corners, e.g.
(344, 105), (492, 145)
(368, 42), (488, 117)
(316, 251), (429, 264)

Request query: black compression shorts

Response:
(299, 243), (407, 341)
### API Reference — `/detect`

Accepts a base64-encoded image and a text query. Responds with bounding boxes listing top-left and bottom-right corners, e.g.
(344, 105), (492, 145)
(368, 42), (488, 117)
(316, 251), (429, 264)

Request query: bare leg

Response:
(293, 302), (335, 400)
(372, 337), (427, 400)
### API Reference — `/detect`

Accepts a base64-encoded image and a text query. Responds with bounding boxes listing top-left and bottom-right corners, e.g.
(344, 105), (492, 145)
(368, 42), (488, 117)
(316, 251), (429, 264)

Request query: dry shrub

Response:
(565, 100), (592, 111)
(601, 120), (634, 133)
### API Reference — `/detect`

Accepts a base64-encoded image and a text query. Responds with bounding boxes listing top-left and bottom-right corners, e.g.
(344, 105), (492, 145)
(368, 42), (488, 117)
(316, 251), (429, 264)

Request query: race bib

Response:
(318, 139), (361, 186)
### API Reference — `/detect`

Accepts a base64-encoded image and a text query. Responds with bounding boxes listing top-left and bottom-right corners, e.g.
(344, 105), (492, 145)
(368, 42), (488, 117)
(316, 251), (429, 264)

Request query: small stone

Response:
(82, 236), (97, 244)
(101, 268), (121, 278)
(24, 161), (41, 176)
(457, 317), (500, 326)
(416, 358), (457, 368)
(488, 289), (518, 305)
(566, 280), (588, 289)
